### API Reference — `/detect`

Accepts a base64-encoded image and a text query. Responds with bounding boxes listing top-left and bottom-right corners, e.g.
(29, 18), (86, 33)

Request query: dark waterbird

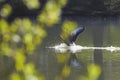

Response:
(67, 27), (85, 45)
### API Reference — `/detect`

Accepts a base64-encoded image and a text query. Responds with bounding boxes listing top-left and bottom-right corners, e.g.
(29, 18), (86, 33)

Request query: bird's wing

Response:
(70, 27), (85, 43)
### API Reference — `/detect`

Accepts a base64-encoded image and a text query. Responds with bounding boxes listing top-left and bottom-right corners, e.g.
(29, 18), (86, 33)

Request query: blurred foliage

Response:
(80, 64), (101, 80)
(0, 0), (102, 80)
(60, 21), (78, 41)
(0, 18), (46, 79)
(37, 0), (68, 26)
(61, 65), (71, 77)
(38, 1), (60, 26)
(23, 0), (40, 9)
(87, 64), (101, 80)
(56, 53), (70, 63)
(55, 53), (71, 80)
(10, 73), (22, 80)
(0, 0), (68, 80)
(0, 4), (12, 18)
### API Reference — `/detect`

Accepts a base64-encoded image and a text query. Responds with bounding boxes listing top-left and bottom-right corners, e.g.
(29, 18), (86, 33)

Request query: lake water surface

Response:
(36, 16), (120, 80)
(1, 16), (120, 80)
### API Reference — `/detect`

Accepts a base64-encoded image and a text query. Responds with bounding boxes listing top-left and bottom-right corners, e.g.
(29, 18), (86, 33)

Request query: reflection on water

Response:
(1, 16), (120, 80)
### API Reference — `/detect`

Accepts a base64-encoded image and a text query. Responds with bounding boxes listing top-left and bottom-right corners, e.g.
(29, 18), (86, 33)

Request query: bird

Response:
(67, 27), (85, 46)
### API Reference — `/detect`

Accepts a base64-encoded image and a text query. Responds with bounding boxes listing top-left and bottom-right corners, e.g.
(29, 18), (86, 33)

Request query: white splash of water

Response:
(48, 43), (120, 53)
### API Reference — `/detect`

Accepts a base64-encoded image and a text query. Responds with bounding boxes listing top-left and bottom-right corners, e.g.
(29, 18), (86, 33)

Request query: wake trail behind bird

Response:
(47, 43), (120, 53)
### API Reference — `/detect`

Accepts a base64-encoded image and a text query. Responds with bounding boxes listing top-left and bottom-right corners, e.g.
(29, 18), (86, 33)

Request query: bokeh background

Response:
(0, 0), (120, 80)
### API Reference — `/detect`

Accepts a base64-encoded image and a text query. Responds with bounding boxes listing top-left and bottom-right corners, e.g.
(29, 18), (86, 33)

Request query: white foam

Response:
(48, 43), (120, 53)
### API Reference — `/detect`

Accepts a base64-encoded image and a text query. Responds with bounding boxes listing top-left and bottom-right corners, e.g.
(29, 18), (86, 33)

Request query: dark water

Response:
(1, 16), (120, 80)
